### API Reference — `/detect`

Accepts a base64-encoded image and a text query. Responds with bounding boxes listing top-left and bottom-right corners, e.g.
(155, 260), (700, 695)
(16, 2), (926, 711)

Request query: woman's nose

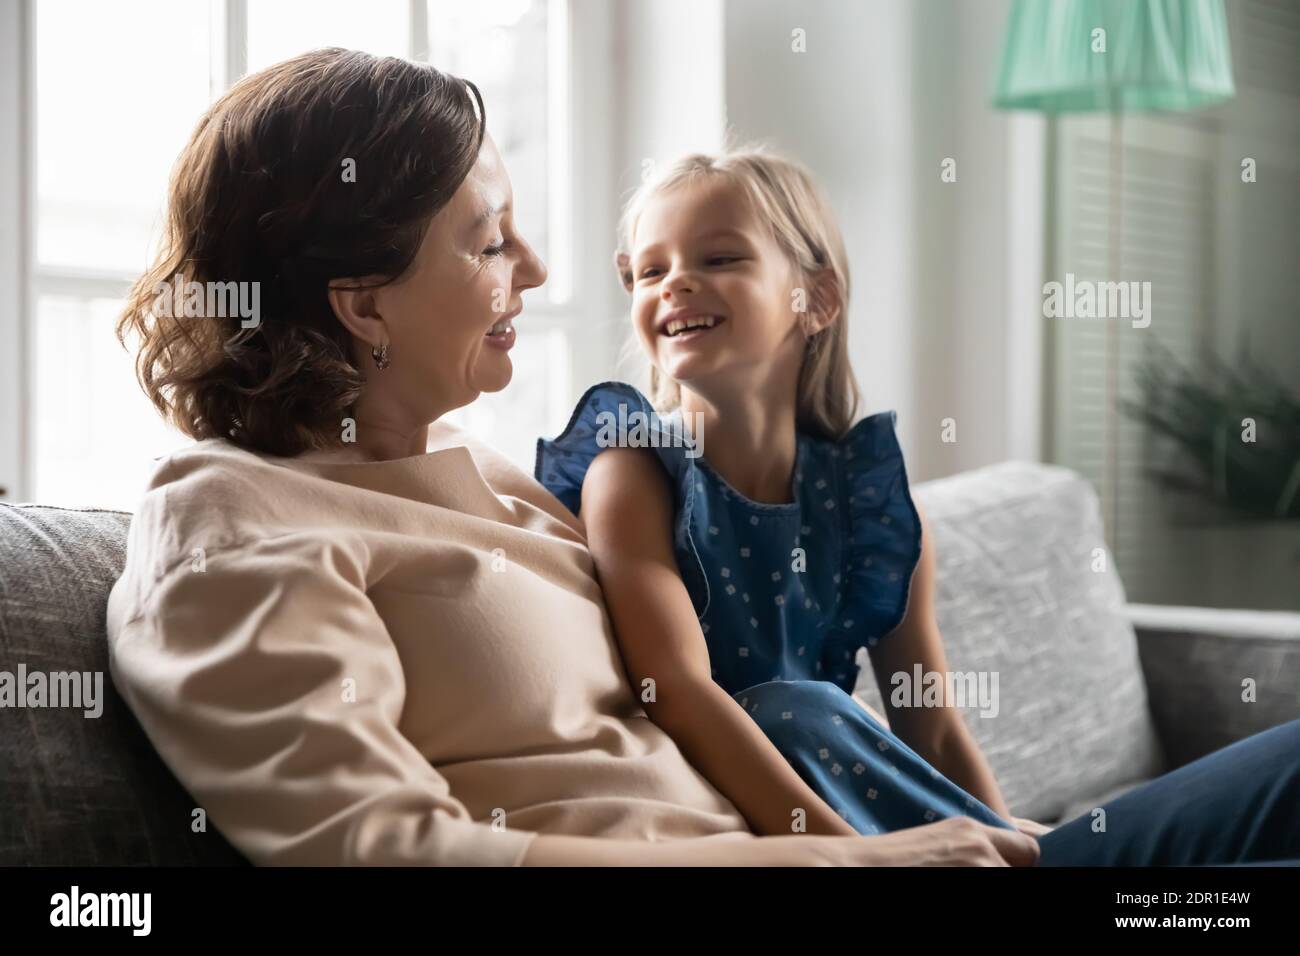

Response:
(516, 237), (547, 291)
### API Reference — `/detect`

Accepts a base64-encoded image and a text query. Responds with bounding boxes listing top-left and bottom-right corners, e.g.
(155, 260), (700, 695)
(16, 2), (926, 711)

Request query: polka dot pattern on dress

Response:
(534, 380), (923, 699)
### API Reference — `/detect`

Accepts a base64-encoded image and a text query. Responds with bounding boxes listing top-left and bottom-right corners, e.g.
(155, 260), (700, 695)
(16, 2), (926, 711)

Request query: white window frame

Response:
(0, 0), (32, 503)
(0, 0), (616, 504)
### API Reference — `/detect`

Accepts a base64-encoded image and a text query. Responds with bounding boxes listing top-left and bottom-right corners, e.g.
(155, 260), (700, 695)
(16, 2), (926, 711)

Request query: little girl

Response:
(536, 147), (1035, 839)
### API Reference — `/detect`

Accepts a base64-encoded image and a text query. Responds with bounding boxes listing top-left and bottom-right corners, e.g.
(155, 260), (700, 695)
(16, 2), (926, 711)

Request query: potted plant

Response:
(1120, 338), (1300, 611)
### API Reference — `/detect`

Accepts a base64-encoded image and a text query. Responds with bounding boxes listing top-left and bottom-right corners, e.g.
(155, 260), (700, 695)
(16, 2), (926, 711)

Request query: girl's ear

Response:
(614, 251), (634, 293)
(801, 267), (843, 337)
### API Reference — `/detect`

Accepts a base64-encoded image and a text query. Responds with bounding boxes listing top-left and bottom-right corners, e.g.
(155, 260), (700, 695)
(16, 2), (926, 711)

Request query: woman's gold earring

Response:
(371, 342), (391, 370)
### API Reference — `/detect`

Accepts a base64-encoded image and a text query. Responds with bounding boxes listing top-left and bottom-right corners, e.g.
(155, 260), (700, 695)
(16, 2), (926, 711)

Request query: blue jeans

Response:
(1036, 716), (1300, 866)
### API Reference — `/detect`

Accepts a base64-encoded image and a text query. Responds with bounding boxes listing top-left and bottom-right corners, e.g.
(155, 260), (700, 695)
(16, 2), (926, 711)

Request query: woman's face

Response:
(370, 133), (547, 420)
(627, 176), (804, 393)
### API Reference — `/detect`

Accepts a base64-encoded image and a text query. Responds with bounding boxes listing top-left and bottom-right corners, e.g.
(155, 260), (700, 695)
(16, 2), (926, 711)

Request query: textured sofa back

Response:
(0, 503), (245, 865)
(853, 460), (1164, 822)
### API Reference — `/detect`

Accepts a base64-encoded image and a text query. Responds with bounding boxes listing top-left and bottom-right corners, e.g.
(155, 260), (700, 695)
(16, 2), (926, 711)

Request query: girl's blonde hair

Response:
(615, 144), (859, 440)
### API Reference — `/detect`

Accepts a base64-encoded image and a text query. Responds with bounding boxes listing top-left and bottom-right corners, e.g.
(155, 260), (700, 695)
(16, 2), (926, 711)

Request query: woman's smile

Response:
(484, 310), (519, 350)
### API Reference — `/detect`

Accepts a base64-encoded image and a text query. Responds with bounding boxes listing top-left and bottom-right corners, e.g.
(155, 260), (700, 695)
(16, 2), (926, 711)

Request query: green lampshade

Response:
(993, 0), (1235, 112)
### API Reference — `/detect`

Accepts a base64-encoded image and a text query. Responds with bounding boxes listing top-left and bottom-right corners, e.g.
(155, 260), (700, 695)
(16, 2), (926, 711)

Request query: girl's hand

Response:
(1009, 816), (1054, 838)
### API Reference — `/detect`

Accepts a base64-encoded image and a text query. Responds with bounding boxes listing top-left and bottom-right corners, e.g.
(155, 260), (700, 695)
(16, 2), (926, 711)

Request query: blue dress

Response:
(536, 381), (1015, 835)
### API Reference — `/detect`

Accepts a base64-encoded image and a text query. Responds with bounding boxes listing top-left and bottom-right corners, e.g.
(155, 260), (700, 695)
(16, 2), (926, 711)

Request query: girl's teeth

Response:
(487, 319), (512, 335)
(666, 315), (718, 335)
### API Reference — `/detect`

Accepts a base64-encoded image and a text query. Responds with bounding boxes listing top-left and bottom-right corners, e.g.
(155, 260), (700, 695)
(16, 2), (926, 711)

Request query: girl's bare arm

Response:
(579, 446), (858, 838)
(868, 502), (1013, 819)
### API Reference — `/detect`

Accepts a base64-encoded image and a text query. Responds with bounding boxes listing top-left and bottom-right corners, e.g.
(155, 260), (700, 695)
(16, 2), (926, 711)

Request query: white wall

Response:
(608, 0), (727, 384)
(927, 0), (1045, 475)
(722, 0), (920, 463)
(615, 0), (726, 174)
(721, 0), (1043, 479)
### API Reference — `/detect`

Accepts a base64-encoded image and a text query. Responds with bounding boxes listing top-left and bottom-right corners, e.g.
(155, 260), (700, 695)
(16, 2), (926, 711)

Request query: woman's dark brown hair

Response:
(117, 48), (486, 456)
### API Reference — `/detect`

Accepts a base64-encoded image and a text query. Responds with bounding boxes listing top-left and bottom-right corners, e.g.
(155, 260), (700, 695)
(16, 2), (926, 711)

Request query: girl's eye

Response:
(637, 255), (742, 279)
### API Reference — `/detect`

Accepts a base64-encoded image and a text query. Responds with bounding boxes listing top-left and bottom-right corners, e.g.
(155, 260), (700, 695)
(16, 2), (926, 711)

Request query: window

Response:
(19, 0), (593, 509)
(31, 0), (212, 507)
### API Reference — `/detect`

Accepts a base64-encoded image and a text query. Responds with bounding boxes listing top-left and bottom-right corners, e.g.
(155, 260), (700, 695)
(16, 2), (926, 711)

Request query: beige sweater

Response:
(106, 421), (754, 865)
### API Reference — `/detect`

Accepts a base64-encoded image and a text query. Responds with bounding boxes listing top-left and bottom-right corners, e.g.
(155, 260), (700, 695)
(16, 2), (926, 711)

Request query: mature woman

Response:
(108, 48), (1297, 867)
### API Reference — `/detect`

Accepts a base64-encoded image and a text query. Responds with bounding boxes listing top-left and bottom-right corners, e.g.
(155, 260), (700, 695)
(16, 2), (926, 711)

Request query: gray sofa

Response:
(2, 460), (1298, 865)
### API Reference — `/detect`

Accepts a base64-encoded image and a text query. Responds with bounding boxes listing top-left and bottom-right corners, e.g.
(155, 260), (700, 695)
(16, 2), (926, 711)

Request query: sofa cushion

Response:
(1130, 603), (1300, 768)
(0, 503), (246, 865)
(853, 461), (1165, 823)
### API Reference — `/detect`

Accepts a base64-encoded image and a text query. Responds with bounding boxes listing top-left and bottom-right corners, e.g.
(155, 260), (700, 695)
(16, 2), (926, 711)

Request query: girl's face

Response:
(628, 177), (806, 396)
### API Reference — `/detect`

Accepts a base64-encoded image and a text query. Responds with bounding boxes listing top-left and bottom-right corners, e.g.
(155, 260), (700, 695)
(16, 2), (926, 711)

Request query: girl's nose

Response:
(661, 269), (695, 299)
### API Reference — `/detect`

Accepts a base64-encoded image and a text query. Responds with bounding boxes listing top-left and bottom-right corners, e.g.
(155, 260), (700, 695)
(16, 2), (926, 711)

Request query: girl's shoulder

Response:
(536, 380), (712, 614)
(535, 380), (700, 517)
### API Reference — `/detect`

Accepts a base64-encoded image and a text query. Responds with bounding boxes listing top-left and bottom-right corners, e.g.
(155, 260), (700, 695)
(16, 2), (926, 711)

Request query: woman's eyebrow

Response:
(469, 197), (510, 232)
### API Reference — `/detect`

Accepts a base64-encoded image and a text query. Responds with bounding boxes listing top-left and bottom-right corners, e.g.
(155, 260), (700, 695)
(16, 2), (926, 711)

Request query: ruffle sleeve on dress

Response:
(821, 410), (924, 684)
(535, 381), (711, 617)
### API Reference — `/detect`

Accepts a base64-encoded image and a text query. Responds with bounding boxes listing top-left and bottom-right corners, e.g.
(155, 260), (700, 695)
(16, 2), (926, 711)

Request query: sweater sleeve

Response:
(106, 531), (538, 866)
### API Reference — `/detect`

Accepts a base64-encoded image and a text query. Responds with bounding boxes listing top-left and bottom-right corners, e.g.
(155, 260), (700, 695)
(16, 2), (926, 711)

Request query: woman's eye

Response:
(483, 240), (510, 257)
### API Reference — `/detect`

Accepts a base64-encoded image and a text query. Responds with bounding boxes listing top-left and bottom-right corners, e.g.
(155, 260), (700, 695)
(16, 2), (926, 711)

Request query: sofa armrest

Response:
(1128, 603), (1300, 768)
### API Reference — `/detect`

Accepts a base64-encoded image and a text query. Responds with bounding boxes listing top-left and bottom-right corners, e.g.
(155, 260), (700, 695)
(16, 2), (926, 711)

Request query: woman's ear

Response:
(327, 278), (388, 349)
(614, 251), (633, 293)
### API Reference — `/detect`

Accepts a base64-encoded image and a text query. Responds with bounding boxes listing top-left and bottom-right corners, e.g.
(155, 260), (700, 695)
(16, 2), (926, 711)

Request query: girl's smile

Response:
(659, 308), (727, 343)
